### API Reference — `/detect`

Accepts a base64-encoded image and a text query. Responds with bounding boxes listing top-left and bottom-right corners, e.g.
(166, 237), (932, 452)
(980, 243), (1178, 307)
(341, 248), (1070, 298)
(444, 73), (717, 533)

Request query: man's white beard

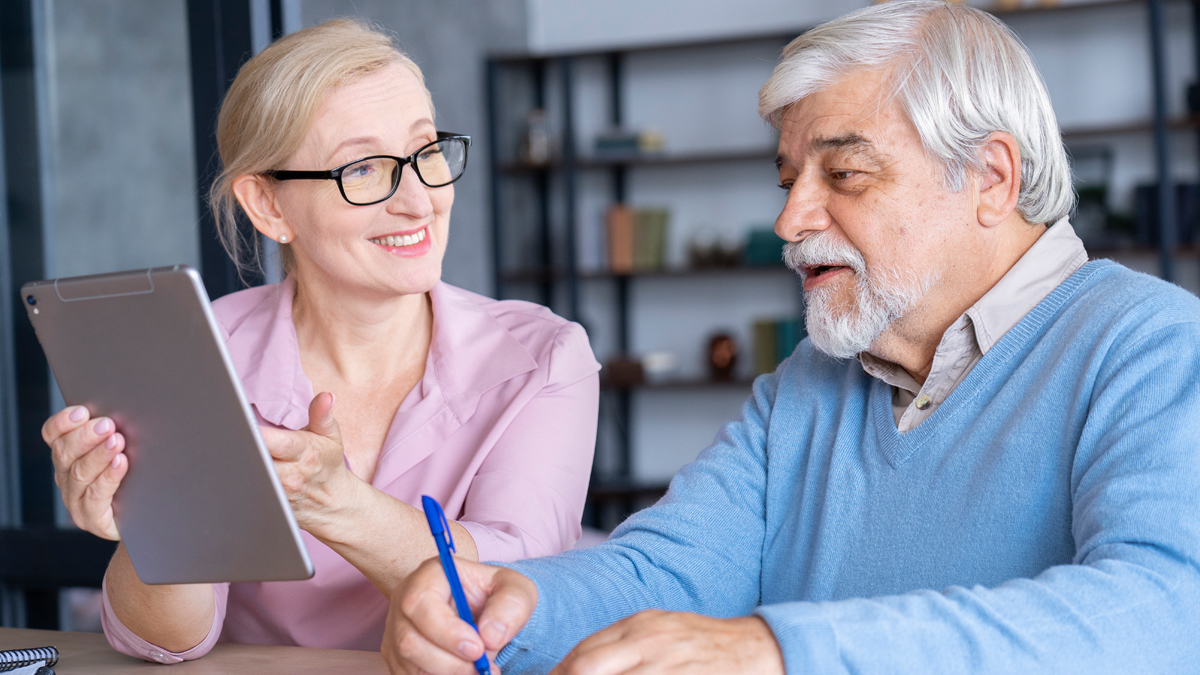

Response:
(783, 232), (937, 359)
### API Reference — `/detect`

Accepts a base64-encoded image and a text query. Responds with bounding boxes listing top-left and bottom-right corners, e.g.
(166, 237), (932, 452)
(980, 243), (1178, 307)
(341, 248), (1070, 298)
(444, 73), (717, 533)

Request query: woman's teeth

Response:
(370, 229), (426, 247)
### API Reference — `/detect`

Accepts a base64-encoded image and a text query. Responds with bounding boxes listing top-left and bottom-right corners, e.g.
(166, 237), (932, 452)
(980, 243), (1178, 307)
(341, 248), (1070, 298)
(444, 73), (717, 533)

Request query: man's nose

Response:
(774, 179), (832, 243)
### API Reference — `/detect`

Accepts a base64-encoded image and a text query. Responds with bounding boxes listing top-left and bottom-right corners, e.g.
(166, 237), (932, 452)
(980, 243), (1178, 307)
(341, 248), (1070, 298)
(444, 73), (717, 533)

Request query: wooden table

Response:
(0, 628), (388, 674)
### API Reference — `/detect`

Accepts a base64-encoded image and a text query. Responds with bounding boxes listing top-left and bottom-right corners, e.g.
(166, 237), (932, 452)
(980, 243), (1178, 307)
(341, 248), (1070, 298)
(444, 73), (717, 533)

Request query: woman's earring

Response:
(279, 234), (289, 243)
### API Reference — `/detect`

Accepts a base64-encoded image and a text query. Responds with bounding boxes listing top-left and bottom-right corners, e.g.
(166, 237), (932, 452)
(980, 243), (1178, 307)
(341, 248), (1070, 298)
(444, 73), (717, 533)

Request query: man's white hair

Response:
(759, 0), (1074, 226)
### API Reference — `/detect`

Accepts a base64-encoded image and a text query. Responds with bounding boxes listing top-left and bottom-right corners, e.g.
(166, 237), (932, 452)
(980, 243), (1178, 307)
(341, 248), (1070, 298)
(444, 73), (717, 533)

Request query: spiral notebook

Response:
(0, 646), (58, 673)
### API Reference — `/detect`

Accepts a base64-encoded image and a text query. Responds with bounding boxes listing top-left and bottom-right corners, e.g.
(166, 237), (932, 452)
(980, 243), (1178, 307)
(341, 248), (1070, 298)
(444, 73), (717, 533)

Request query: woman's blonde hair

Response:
(209, 18), (432, 279)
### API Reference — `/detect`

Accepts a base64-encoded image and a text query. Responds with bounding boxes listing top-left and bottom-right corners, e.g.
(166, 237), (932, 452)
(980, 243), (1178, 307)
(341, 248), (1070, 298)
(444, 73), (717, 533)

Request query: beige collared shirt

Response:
(859, 219), (1089, 432)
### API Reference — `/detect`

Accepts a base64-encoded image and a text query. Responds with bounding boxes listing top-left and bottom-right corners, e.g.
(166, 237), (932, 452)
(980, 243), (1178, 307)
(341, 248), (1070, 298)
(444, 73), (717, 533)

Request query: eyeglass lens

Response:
(340, 138), (467, 205)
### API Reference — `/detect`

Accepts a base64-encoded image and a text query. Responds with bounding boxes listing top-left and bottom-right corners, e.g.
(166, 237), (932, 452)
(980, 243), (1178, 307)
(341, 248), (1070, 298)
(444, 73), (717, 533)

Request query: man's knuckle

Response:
(396, 626), (423, 656)
(398, 590), (423, 617)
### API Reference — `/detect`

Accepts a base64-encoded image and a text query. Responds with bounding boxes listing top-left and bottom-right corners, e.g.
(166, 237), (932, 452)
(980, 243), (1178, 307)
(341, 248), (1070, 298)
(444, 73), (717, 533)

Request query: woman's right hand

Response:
(41, 405), (128, 540)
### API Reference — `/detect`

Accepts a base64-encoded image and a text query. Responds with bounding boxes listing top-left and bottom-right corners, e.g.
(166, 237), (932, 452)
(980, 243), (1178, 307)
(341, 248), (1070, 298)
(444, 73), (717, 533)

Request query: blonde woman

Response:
(39, 18), (599, 661)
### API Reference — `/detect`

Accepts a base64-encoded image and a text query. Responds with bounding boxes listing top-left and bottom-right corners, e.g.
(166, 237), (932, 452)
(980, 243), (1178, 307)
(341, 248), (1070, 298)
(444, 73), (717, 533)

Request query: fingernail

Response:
(69, 407), (87, 423)
(105, 434), (118, 450)
(481, 620), (506, 643)
(93, 418), (112, 434)
(458, 641), (478, 659)
(111, 454), (122, 469)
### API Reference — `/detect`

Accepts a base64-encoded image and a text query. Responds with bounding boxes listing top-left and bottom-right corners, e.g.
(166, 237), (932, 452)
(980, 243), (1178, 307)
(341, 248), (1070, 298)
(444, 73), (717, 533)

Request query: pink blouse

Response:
(100, 280), (600, 662)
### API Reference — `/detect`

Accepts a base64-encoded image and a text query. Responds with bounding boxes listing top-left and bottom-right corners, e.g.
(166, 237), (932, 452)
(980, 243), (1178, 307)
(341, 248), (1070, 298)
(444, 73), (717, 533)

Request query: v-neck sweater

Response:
(497, 260), (1200, 674)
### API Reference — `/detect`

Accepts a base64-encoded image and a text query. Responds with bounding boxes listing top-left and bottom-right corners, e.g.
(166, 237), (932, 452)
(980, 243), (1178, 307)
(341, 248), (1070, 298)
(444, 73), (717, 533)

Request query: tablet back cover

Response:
(22, 266), (313, 584)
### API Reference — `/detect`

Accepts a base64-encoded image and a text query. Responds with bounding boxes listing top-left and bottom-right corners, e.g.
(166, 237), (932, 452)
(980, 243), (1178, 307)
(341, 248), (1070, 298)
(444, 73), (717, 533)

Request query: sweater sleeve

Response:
(755, 320), (1200, 674)
(458, 322), (600, 561)
(495, 369), (781, 674)
(100, 578), (230, 663)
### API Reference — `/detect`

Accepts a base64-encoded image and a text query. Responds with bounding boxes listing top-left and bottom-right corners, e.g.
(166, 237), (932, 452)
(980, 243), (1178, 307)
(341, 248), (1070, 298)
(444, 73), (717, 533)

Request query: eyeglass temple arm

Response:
(263, 169), (340, 180)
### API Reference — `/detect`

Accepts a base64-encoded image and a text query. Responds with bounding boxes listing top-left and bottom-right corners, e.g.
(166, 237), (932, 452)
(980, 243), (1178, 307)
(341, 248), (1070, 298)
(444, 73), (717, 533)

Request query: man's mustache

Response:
(782, 233), (868, 280)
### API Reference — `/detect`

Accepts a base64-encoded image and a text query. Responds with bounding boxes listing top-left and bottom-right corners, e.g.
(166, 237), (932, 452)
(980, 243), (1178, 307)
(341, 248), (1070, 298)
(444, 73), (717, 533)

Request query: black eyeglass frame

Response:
(263, 131), (472, 206)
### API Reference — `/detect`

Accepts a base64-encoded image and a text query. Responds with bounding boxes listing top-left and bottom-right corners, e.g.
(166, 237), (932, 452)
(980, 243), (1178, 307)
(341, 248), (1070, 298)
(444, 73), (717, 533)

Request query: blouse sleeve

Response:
(458, 321), (600, 562)
(100, 577), (230, 663)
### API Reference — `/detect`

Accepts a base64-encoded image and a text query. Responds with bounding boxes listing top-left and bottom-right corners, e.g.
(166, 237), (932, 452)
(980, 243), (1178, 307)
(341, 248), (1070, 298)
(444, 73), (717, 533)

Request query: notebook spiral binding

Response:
(0, 646), (59, 672)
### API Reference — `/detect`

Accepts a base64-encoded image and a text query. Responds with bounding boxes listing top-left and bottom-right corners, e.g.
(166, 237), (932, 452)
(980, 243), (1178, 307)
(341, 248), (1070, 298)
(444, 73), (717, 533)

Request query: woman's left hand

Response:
(259, 392), (359, 534)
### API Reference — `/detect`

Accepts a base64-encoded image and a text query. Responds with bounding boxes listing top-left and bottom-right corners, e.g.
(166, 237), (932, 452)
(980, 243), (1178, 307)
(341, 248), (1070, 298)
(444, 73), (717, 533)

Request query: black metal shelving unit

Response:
(486, 31), (806, 528)
(484, 0), (1196, 528)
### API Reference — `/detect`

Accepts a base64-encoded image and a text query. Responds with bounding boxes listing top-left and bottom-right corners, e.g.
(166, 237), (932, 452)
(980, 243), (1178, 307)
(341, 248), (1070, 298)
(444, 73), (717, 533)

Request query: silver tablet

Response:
(21, 266), (313, 585)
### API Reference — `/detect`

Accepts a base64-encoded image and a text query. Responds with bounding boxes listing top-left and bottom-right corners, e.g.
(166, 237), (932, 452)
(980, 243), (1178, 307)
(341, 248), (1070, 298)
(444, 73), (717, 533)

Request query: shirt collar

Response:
(225, 279), (539, 429)
(964, 218), (1088, 355)
(426, 282), (539, 424)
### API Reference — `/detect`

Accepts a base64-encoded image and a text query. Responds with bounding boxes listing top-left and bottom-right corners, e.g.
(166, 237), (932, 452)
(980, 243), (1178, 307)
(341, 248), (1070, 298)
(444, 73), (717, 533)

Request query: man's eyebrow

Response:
(776, 133), (882, 170)
(810, 133), (872, 152)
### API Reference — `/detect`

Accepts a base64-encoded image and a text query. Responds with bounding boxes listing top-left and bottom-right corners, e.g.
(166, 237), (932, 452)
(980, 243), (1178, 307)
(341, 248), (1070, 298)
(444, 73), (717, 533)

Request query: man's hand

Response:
(550, 610), (784, 675)
(384, 556), (538, 675)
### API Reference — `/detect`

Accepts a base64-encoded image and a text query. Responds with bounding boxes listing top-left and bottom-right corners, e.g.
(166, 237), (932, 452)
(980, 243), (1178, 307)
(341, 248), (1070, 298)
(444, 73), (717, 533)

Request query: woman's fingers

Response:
(47, 408), (99, 472)
(42, 405), (89, 446)
(304, 392), (342, 444)
(59, 418), (119, 489)
(77, 442), (127, 540)
(259, 425), (301, 462)
(55, 418), (126, 539)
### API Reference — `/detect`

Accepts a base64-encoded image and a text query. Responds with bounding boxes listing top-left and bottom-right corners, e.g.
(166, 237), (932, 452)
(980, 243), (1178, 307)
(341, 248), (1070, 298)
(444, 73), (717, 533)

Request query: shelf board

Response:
(601, 377), (757, 391)
(503, 265), (796, 284)
(1061, 115), (1200, 139)
(495, 147), (777, 174)
(492, 120), (1200, 174)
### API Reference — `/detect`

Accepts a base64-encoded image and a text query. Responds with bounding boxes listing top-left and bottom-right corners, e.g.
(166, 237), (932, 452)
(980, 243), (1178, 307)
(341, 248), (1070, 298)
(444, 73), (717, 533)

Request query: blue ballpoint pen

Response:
(421, 495), (491, 675)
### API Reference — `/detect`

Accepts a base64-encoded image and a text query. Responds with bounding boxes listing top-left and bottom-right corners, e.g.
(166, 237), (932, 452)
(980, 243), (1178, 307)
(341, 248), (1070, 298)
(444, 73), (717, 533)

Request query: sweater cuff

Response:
(100, 575), (223, 663)
(492, 562), (555, 671)
(754, 601), (842, 674)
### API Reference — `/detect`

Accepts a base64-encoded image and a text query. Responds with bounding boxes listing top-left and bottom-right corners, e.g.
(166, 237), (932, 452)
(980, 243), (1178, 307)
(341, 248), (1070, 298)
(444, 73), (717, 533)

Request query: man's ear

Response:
(232, 175), (294, 243)
(976, 132), (1022, 228)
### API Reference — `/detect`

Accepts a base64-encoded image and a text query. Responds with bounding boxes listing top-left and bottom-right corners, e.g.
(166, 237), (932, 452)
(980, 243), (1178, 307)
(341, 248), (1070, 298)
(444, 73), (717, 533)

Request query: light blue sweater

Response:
(496, 260), (1200, 674)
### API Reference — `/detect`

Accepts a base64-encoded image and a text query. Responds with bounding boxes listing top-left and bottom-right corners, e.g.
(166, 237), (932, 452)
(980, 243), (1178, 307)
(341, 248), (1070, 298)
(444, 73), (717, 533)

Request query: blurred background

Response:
(1, 0), (1196, 632)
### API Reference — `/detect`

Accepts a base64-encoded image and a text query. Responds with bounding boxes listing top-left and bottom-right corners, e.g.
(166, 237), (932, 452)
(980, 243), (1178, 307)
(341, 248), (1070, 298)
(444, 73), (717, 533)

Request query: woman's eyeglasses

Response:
(264, 132), (471, 206)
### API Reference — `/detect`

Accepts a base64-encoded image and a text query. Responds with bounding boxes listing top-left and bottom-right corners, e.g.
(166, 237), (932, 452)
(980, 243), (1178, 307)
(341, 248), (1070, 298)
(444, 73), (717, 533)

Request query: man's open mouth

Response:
(804, 264), (848, 280)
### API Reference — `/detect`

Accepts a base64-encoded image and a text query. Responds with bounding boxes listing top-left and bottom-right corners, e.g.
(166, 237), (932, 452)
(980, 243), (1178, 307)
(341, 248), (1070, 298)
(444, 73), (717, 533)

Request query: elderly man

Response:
(384, 2), (1200, 673)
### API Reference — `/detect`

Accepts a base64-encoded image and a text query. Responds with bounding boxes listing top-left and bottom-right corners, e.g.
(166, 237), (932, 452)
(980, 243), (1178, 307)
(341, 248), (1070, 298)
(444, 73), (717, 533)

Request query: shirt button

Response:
(915, 394), (932, 410)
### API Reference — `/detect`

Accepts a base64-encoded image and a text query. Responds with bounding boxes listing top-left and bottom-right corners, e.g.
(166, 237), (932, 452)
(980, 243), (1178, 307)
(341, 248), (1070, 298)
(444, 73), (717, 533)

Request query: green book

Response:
(753, 319), (779, 376)
(633, 208), (669, 271)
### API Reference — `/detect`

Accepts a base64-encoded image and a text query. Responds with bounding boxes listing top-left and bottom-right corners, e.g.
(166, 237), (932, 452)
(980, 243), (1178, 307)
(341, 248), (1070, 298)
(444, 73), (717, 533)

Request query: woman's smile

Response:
(368, 225), (431, 257)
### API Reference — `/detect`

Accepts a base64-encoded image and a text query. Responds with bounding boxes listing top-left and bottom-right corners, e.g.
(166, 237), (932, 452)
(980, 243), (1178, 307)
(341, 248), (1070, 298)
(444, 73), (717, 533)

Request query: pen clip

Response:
(439, 505), (456, 553)
(421, 495), (457, 553)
